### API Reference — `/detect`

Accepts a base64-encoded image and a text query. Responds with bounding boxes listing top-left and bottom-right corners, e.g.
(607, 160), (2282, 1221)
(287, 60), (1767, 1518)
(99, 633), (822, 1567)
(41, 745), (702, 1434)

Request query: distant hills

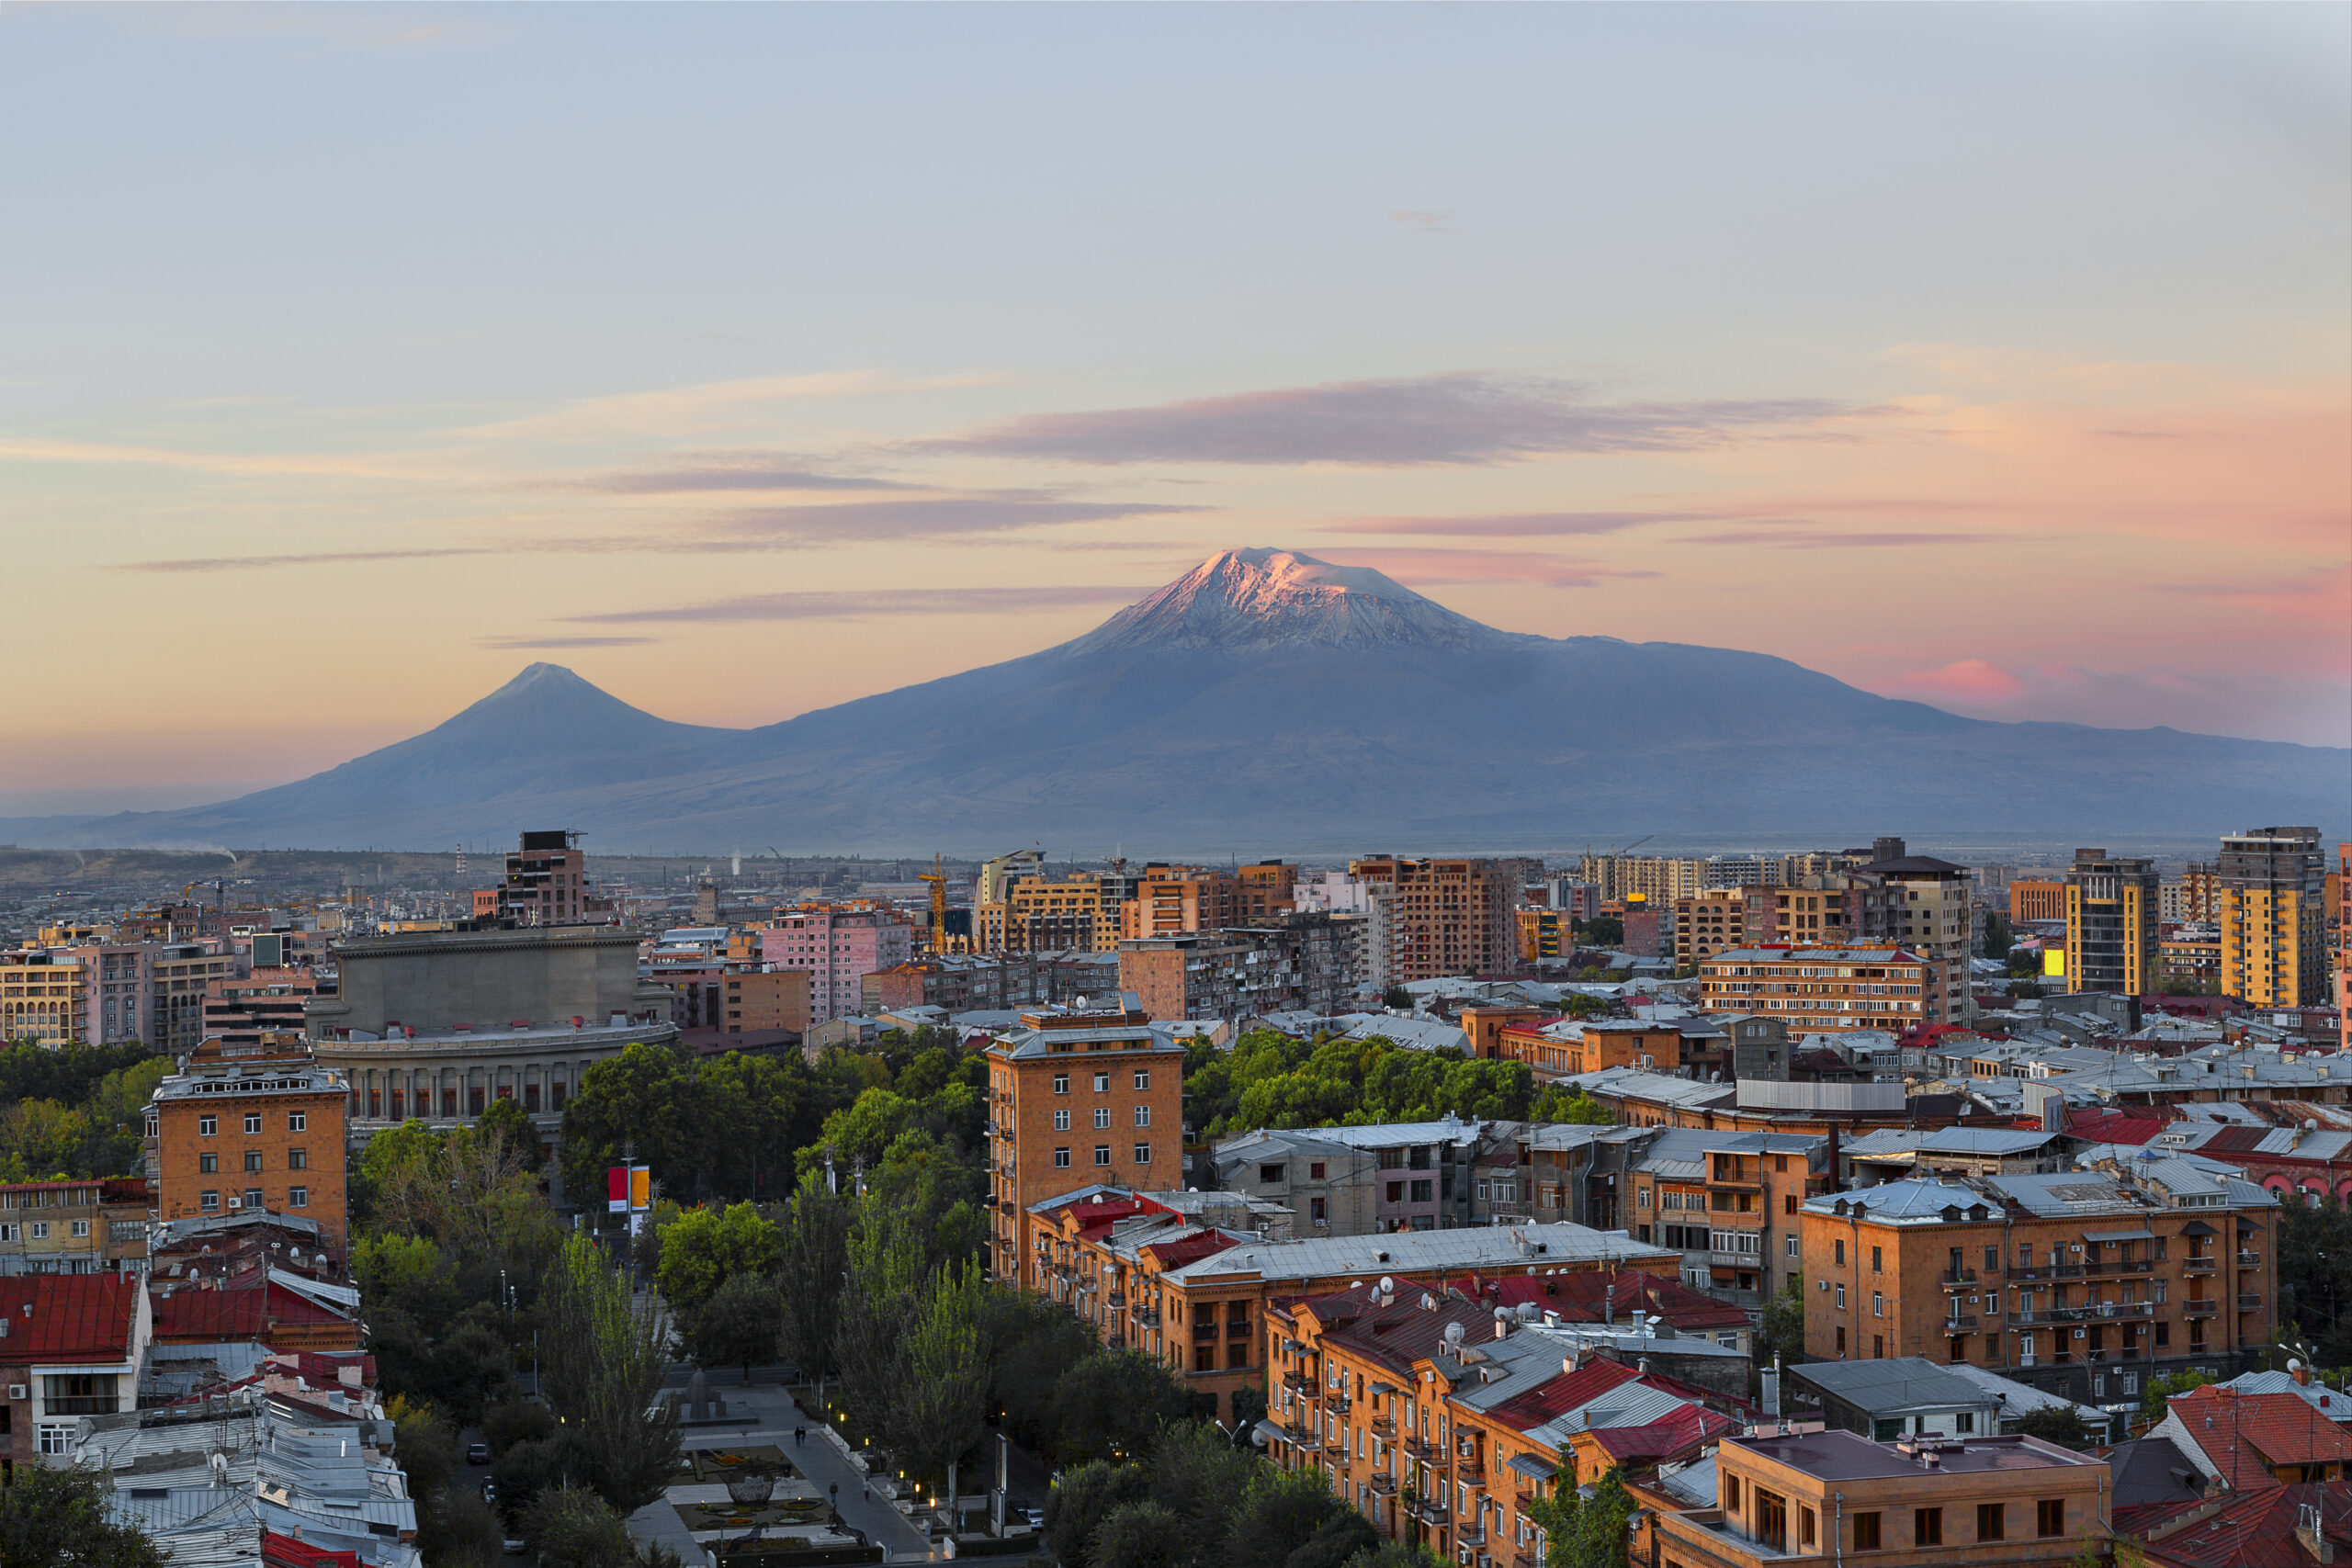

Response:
(5, 549), (2344, 855)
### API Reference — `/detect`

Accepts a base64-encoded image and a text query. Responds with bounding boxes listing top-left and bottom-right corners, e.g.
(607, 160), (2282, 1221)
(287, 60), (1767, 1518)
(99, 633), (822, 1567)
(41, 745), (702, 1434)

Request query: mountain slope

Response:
(2, 552), (2342, 852)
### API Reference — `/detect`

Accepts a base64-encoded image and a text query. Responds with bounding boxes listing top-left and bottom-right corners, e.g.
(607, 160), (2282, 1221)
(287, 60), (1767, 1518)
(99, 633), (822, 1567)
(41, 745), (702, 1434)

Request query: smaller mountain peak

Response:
(1069, 547), (1506, 654)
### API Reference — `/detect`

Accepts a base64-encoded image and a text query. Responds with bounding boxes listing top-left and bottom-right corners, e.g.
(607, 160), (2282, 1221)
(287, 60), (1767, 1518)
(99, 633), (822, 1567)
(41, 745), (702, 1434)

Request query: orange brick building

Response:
(1351, 856), (1520, 981)
(2010, 880), (2066, 924)
(149, 1036), (349, 1249)
(1656, 1427), (2109, 1568)
(720, 967), (812, 1033)
(1698, 946), (1937, 1031)
(984, 1004), (1185, 1288)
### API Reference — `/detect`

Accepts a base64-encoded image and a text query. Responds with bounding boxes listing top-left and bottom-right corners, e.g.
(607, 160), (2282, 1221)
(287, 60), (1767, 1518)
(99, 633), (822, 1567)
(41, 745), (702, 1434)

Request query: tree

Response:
(691, 1268), (783, 1383)
(1755, 1281), (1807, 1370)
(1045, 1461), (1152, 1568)
(1145, 1419), (1256, 1562)
(387, 1393), (458, 1505)
(2015, 1404), (2093, 1450)
(1531, 1086), (1613, 1125)
(982, 1285), (1102, 1450)
(422, 1488), (506, 1568)
(540, 1235), (682, 1514)
(2142, 1366), (2217, 1423)
(1220, 1463), (1369, 1568)
(1577, 916), (1624, 948)
(2278, 1196), (2352, 1366)
(834, 1200), (926, 1433)
(475, 1091), (541, 1164)
(522, 1483), (638, 1568)
(0, 1461), (168, 1567)
(777, 1170), (851, 1398)
(1381, 987), (1412, 1010)
(895, 1260), (991, 1511)
(1344, 1545), (1448, 1568)
(1051, 1349), (1195, 1466)
(492, 1430), (589, 1529)
(1524, 1458), (1635, 1568)
(656, 1201), (781, 1314)
(481, 1390), (559, 1459)
(1090, 1501), (1189, 1568)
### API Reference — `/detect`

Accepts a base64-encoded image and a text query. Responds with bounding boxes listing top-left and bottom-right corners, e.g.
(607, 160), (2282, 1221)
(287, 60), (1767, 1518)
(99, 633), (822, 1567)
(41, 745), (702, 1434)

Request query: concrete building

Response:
(1674, 889), (1755, 969)
(1800, 1161), (2278, 1409)
(2011, 880), (2066, 924)
(2162, 861), (2222, 923)
(2219, 826), (2328, 1007)
(758, 903), (916, 1024)
(0, 951), (85, 1044)
(0, 1179), (150, 1277)
(1698, 945), (1939, 1031)
(1348, 856), (1520, 982)
(489, 829), (593, 925)
(2064, 849), (2161, 997)
(1623, 1128), (1830, 1306)
(0, 1273), (150, 1473)
(1117, 915), (1364, 1023)
(1656, 1427), (2109, 1568)
(1210, 1117), (1506, 1235)
(1849, 843), (1977, 1024)
(1786, 1356), (2006, 1442)
(982, 1002), (1186, 1289)
(720, 967), (811, 1033)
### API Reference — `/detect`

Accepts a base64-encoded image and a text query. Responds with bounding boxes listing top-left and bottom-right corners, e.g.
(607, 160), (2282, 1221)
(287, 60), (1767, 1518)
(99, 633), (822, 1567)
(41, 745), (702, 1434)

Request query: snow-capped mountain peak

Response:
(1072, 547), (1505, 653)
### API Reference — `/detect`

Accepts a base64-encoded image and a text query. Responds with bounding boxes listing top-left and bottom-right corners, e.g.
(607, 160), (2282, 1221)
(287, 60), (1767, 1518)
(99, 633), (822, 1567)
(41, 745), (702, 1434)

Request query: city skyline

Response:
(2, 5), (2346, 815)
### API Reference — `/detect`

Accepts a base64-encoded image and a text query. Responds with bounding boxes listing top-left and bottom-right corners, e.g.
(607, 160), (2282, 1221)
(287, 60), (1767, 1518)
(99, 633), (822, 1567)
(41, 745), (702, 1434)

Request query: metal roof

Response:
(1790, 1357), (1999, 1415)
(1162, 1222), (1676, 1284)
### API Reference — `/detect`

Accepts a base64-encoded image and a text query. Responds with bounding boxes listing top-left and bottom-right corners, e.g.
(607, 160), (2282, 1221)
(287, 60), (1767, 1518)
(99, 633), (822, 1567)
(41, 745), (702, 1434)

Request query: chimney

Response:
(2295, 1363), (2313, 1386)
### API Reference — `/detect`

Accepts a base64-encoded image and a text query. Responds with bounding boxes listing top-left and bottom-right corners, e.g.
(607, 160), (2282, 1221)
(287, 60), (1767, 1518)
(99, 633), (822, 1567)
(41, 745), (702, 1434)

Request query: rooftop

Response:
(1161, 1221), (1676, 1284)
(1789, 1357), (1999, 1415)
(1727, 1427), (2095, 1482)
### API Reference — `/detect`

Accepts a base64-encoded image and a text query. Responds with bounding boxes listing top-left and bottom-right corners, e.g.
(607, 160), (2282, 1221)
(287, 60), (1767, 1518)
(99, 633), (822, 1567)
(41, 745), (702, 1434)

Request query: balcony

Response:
(1367, 1416), (1396, 1438)
(1193, 1324), (1218, 1343)
(1456, 1462), (1485, 1488)
(1402, 1495), (1451, 1526)
(1942, 1315), (1979, 1331)
(2183, 1300), (2219, 1318)
(2182, 1257), (2218, 1275)
(1403, 1436), (1444, 1462)
(2238, 1293), (2264, 1312)
(1283, 1373), (1314, 1396)
(1132, 1307), (1161, 1329)
(1942, 1268), (1978, 1288)
(2238, 1251), (2262, 1269)
(2085, 1258), (2155, 1277)
(2008, 1263), (2086, 1282)
(1105, 1292), (1126, 1309)
(1455, 1522), (1487, 1548)
(1367, 1474), (1398, 1495)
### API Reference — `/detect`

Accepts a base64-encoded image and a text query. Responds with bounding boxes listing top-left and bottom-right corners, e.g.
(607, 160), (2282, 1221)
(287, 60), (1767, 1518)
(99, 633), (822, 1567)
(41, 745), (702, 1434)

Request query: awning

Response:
(2180, 1221), (2218, 1237)
(2084, 1229), (2155, 1244)
(1507, 1454), (1559, 1483)
(1370, 1382), (1398, 1396)
(1254, 1419), (1285, 1448)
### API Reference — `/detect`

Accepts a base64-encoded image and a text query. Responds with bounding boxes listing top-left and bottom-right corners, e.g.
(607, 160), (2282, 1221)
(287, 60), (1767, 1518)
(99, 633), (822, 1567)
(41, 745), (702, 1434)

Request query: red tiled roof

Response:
(2136, 1482), (2352, 1568)
(2173, 1389), (2352, 1488)
(1143, 1230), (1238, 1270)
(1587, 1403), (1737, 1463)
(150, 1281), (352, 1342)
(263, 1531), (363, 1568)
(1473, 1270), (1751, 1332)
(0, 1275), (137, 1363)
(2064, 1106), (2172, 1145)
(1487, 1358), (1645, 1434)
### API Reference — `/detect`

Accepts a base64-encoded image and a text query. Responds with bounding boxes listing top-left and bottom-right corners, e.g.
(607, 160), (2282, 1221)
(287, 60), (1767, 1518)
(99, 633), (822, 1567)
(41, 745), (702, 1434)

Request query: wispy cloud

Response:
(713, 495), (1201, 542)
(1874, 659), (2352, 749)
(921, 372), (1862, 467)
(1329, 511), (1713, 538)
(567, 584), (1153, 626)
(478, 636), (659, 649)
(1677, 528), (1999, 549)
(117, 547), (497, 573)
(555, 453), (922, 495)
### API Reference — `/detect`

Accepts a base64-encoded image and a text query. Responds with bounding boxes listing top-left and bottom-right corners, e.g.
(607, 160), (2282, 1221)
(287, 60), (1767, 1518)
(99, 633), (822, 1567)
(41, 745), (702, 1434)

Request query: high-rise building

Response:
(1849, 840), (1975, 1022)
(2338, 842), (2350, 1050)
(1348, 856), (1519, 980)
(2062, 849), (2158, 997)
(2008, 880), (2065, 924)
(758, 903), (917, 1023)
(2162, 861), (2222, 922)
(492, 829), (592, 925)
(982, 1002), (1184, 1289)
(1698, 946), (1938, 1031)
(2218, 827), (2326, 1007)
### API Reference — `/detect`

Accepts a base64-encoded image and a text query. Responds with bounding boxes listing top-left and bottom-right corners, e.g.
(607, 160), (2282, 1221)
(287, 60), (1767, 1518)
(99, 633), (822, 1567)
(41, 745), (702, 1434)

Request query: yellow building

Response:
(2062, 849), (2158, 996)
(981, 871), (1132, 953)
(1, 953), (87, 1045)
(2219, 827), (2327, 1007)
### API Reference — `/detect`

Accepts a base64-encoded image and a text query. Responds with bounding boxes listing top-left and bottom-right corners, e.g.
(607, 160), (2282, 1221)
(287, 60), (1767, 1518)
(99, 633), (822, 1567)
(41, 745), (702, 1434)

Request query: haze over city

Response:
(3, 4), (2346, 817)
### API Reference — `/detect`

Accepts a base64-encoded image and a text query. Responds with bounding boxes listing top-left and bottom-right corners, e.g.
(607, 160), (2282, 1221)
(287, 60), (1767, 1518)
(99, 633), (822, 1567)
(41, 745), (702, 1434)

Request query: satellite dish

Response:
(1378, 1277), (1395, 1294)
(1444, 1323), (1466, 1347)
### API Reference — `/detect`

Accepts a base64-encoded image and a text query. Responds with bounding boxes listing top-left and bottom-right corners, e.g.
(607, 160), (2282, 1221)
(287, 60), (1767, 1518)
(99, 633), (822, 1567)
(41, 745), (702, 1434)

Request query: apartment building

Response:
(1118, 915), (1365, 1022)
(1799, 1161), (2278, 1409)
(984, 1003), (1186, 1288)
(2163, 861), (2222, 923)
(1349, 857), (1519, 982)
(1625, 1129), (1829, 1306)
(150, 1040), (350, 1249)
(202, 968), (321, 1054)
(2064, 849), (2160, 997)
(974, 871), (1136, 954)
(1577, 854), (1706, 904)
(2219, 826), (2328, 1007)
(0, 951), (85, 1044)
(1849, 844), (1976, 1024)
(0, 1179), (150, 1277)
(1673, 890), (1753, 968)
(1654, 1427), (2109, 1568)
(0, 1273), (151, 1473)
(720, 967), (812, 1033)
(2010, 880), (2066, 925)
(1209, 1117), (1505, 1235)
(1698, 946), (1938, 1031)
(1027, 1190), (1679, 1424)
(2340, 842), (2350, 1052)
(489, 829), (592, 925)
(1266, 1283), (1738, 1560)
(758, 902), (916, 1023)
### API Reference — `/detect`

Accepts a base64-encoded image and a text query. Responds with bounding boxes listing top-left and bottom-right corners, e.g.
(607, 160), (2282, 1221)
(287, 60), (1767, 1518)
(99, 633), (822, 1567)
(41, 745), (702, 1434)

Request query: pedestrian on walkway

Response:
(795, 1425), (805, 1448)
(862, 1476), (871, 1502)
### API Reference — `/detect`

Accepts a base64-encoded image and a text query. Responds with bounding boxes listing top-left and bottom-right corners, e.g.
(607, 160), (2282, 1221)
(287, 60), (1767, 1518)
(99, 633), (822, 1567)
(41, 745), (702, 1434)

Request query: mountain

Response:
(4, 549), (2343, 853)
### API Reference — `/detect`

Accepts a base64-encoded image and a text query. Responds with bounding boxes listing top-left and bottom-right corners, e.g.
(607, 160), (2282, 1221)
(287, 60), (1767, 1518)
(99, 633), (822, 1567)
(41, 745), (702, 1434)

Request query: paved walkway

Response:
(626, 1377), (940, 1563)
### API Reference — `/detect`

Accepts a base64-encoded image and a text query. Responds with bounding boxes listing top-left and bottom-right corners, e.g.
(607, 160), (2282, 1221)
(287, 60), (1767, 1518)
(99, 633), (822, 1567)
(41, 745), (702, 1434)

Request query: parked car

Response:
(1020, 1506), (1046, 1531)
(467, 1441), (491, 1465)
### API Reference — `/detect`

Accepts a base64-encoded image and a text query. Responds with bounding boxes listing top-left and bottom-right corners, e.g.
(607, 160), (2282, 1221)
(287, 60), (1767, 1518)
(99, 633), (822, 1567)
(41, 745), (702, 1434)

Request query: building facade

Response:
(150, 1048), (350, 1250)
(2219, 826), (2327, 1007)
(1698, 946), (1938, 1031)
(1348, 857), (1519, 982)
(758, 904), (917, 1024)
(0, 1179), (150, 1277)
(2064, 849), (2160, 997)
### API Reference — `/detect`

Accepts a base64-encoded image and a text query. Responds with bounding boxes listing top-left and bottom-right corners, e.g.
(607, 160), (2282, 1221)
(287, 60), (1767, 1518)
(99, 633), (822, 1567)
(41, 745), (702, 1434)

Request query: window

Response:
(1955, 1413), (1974, 1434)
(1836, 1285), (1846, 1309)
(1785, 1193), (1797, 1215)
(1409, 1180), (1434, 1203)
(288, 1147), (306, 1170)
(70, 1220), (88, 1239)
(1261, 1164), (1286, 1184)
(1053, 1075), (1069, 1095)
(198, 1115), (217, 1137)
(1054, 1148), (1071, 1168)
(1093, 1073), (1110, 1092)
(288, 1111), (306, 1133)
(1385, 1181), (1405, 1203)
(1094, 1108), (1112, 1130)
(200, 1191), (220, 1213)
(1054, 1111), (1071, 1132)
(244, 1150), (264, 1172)
(2036, 1500), (2065, 1538)
(1133, 1070), (1150, 1090)
(243, 1112), (262, 1134)
(1798, 1506), (1816, 1551)
(1835, 1239), (1846, 1265)
(1311, 1198), (1327, 1223)
(244, 1189), (263, 1210)
(1976, 1504), (2004, 1542)
(1916, 1508), (1942, 1547)
(1309, 1162), (1325, 1179)
(1724, 1476), (1740, 1511)
(1787, 1236), (1799, 1257)
(1775, 1155), (1788, 1173)
(289, 1187), (308, 1208)
(1094, 1145), (1111, 1167)
(0, 1224), (15, 1243)
(1985, 1245), (1999, 1270)
(1639, 1189), (1652, 1208)
(1872, 1335), (1883, 1359)
(1871, 1246), (1883, 1271)
(199, 1153), (218, 1174)
(1837, 1326), (1846, 1355)
(28, 1223), (47, 1241)
(1872, 1292), (1883, 1316)
(38, 1426), (69, 1456)
(1852, 1512), (1881, 1550)
(1134, 1105), (1150, 1127)
(1134, 1144), (1151, 1164)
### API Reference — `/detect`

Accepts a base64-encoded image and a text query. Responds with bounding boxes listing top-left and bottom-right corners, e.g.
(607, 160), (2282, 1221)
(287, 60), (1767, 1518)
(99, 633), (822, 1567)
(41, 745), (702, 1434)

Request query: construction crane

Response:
(918, 853), (950, 953)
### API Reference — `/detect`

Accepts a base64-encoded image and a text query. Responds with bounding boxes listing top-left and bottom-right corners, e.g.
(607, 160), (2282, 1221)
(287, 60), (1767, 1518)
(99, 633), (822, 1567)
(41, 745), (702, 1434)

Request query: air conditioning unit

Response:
(2073, 1328), (2086, 1339)
(6, 1384), (23, 1400)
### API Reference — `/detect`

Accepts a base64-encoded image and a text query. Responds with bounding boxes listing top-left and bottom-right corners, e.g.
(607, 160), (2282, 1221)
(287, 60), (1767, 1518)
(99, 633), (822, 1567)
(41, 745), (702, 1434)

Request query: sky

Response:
(2, 4), (2346, 815)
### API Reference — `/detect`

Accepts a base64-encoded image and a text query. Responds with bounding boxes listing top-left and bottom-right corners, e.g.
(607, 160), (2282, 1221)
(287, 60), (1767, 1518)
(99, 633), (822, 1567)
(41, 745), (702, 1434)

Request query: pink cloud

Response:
(1872, 660), (2351, 748)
